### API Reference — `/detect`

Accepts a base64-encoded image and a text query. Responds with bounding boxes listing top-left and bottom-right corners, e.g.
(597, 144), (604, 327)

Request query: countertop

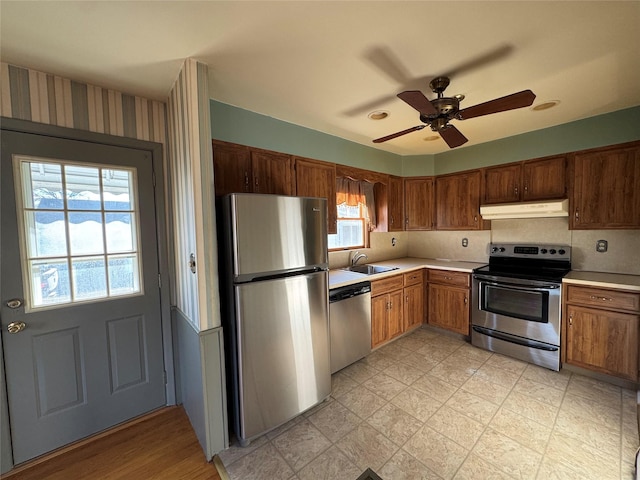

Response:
(329, 257), (640, 292)
(329, 257), (486, 288)
(563, 271), (640, 292)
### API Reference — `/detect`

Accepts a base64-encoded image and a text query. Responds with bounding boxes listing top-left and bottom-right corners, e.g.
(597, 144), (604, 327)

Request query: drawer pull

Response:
(568, 314), (573, 326)
(590, 295), (612, 302)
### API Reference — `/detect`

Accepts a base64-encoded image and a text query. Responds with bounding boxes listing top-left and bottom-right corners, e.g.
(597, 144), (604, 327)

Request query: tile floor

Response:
(218, 327), (639, 480)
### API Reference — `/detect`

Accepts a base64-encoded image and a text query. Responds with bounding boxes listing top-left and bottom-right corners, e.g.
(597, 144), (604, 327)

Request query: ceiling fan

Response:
(373, 76), (536, 148)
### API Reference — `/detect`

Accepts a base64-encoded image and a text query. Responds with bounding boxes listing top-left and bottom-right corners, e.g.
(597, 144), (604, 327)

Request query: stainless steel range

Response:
(471, 243), (571, 371)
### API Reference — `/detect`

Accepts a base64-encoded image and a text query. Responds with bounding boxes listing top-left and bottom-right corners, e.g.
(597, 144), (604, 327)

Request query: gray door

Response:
(0, 130), (166, 464)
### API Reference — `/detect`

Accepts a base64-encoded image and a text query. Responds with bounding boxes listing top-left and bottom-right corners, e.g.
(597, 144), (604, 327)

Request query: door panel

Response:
(1, 130), (165, 464)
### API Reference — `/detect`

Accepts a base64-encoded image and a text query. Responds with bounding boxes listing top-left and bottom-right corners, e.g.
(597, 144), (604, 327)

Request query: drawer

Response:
(403, 270), (423, 287)
(566, 285), (640, 312)
(371, 274), (404, 296)
(427, 269), (470, 288)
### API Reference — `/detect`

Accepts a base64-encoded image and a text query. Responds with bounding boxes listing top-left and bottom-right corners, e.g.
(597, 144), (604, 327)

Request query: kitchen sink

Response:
(344, 264), (399, 275)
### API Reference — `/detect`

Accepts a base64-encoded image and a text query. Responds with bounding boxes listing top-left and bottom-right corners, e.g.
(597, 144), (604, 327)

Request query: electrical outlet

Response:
(596, 240), (608, 253)
(391, 237), (396, 247)
(462, 238), (469, 248)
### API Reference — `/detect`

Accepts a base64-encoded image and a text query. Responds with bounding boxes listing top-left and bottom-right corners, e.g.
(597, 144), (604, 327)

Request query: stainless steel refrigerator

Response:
(218, 193), (330, 446)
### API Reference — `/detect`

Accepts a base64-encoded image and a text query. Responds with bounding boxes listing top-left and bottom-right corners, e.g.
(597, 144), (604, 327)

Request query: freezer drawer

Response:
(233, 271), (330, 443)
(225, 194), (328, 281)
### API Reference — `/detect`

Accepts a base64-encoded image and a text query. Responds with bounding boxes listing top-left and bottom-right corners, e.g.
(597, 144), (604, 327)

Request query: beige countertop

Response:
(563, 271), (640, 292)
(329, 257), (486, 288)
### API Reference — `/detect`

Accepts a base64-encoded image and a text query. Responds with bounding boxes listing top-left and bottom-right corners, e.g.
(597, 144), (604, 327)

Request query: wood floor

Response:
(1, 406), (222, 480)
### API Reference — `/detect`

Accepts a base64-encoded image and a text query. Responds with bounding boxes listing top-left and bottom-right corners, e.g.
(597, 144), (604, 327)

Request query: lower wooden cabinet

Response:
(403, 271), (424, 332)
(427, 269), (470, 336)
(371, 271), (426, 348)
(371, 279), (404, 348)
(564, 285), (639, 382)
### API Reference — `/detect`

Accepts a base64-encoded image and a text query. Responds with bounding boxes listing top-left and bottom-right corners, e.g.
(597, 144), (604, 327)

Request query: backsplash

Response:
(332, 218), (640, 275)
(328, 232), (408, 269)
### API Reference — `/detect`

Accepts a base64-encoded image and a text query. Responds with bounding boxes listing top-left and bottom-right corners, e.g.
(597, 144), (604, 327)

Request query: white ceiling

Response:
(1, 1), (639, 155)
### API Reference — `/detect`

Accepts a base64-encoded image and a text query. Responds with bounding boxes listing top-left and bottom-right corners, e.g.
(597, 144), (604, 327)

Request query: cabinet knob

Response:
(568, 315), (573, 326)
(524, 185), (529, 193)
(514, 186), (519, 195)
(464, 297), (468, 304)
(474, 215), (478, 222)
(574, 208), (579, 221)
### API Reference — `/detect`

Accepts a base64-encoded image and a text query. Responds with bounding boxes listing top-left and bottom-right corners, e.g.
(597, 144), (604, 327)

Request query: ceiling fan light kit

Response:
(373, 76), (536, 149)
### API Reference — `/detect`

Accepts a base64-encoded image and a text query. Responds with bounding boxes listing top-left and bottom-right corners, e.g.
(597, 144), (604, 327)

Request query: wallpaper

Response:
(0, 62), (166, 144)
(167, 59), (219, 331)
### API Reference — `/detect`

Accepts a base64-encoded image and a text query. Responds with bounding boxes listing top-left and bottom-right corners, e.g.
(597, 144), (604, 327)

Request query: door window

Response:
(14, 156), (143, 310)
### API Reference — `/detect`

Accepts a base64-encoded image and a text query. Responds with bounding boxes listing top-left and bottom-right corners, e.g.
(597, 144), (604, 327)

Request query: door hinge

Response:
(158, 273), (162, 289)
(163, 371), (167, 384)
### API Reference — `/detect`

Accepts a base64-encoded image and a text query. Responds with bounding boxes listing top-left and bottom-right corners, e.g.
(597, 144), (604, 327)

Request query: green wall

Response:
(211, 100), (640, 177)
(433, 106), (640, 175)
(210, 101), (403, 176)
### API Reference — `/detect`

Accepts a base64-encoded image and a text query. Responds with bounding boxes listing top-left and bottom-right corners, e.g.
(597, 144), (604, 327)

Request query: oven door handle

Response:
(472, 326), (559, 351)
(475, 277), (560, 291)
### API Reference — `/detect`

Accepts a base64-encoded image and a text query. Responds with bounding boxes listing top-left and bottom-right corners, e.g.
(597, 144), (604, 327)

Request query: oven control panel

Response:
(488, 243), (571, 261)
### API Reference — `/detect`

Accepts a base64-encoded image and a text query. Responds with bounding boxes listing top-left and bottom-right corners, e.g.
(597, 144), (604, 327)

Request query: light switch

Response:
(596, 240), (608, 253)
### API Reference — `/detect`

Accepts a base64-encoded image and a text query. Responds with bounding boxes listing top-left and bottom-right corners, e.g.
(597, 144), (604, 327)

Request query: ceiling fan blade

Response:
(441, 44), (513, 78)
(458, 90), (536, 120)
(373, 125), (426, 143)
(439, 125), (468, 148)
(363, 45), (412, 84)
(397, 91), (437, 116)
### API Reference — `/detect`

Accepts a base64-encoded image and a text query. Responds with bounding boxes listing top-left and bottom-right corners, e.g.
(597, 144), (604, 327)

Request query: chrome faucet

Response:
(351, 251), (368, 266)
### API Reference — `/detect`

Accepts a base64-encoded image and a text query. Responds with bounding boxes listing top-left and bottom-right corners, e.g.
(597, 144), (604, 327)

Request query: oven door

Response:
(472, 274), (561, 346)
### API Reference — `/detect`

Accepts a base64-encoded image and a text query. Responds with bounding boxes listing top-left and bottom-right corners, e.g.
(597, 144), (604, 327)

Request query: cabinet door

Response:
(404, 284), (423, 331)
(212, 141), (251, 196)
(428, 284), (470, 335)
(436, 171), (482, 230)
(388, 175), (404, 231)
(371, 295), (389, 348)
(388, 290), (404, 340)
(522, 155), (566, 201)
(294, 158), (337, 234)
(404, 177), (434, 230)
(251, 150), (293, 195)
(571, 145), (640, 228)
(566, 305), (639, 381)
(484, 164), (521, 204)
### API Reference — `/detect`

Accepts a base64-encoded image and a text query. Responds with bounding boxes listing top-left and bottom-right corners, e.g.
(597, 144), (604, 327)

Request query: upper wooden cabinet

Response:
(212, 140), (293, 196)
(294, 157), (337, 234)
(212, 140), (252, 196)
(570, 142), (640, 229)
(436, 170), (485, 230)
(483, 155), (566, 204)
(388, 175), (405, 232)
(404, 177), (435, 230)
(250, 150), (293, 195)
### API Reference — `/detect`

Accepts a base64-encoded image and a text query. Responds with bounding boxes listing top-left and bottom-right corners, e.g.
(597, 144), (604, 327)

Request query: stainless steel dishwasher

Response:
(329, 281), (372, 374)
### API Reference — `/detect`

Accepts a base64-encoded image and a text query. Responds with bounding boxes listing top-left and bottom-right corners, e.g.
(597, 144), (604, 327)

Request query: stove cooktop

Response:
(474, 243), (572, 282)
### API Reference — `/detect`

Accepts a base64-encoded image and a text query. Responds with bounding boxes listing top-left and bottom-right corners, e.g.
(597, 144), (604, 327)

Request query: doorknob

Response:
(6, 299), (22, 309)
(7, 322), (26, 334)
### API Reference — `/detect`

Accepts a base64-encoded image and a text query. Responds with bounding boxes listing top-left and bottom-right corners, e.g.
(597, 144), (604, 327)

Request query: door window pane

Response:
(65, 165), (101, 210)
(68, 212), (104, 255)
(105, 212), (135, 253)
(15, 157), (143, 310)
(29, 259), (71, 306)
(25, 210), (68, 257)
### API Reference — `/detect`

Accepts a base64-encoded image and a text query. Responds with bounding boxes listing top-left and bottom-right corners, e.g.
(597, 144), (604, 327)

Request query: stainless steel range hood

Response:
(480, 199), (569, 220)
